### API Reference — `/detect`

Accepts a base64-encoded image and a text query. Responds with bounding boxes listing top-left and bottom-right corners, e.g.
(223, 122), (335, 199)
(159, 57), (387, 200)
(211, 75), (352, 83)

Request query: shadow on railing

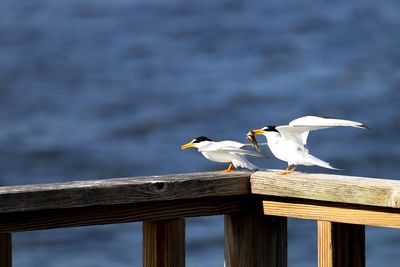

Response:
(1, 170), (400, 267)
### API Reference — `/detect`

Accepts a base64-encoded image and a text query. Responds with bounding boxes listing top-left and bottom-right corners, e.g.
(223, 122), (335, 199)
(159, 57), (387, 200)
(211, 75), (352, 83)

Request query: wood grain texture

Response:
(0, 172), (250, 213)
(0, 196), (255, 233)
(0, 233), (11, 267)
(318, 221), (333, 267)
(143, 219), (185, 267)
(224, 212), (287, 267)
(262, 199), (400, 228)
(251, 170), (400, 208)
(318, 221), (365, 267)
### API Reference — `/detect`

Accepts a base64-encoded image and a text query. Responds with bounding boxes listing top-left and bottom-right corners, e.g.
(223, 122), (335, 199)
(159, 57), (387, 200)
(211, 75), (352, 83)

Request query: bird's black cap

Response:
(193, 136), (212, 143)
(262, 126), (279, 132)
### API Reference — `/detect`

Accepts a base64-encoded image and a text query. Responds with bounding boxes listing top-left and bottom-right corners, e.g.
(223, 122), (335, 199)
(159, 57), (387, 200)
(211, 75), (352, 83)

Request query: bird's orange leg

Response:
(223, 163), (235, 172)
(280, 165), (296, 175)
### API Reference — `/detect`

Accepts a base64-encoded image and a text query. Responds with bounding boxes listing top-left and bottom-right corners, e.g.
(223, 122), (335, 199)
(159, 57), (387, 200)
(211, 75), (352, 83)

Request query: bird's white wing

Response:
(278, 116), (368, 145)
(276, 126), (308, 145)
(218, 141), (246, 148)
(199, 142), (266, 158)
(218, 147), (267, 158)
(289, 116), (367, 129)
(197, 141), (243, 151)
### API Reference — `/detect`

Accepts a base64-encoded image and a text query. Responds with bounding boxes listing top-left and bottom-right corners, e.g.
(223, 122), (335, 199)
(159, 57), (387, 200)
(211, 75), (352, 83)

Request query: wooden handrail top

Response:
(1, 170), (400, 215)
(251, 170), (400, 209)
(0, 172), (250, 213)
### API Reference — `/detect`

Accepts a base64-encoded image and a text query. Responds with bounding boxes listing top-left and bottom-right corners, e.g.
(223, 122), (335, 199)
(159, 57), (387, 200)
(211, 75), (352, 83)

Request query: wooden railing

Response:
(1, 170), (400, 266)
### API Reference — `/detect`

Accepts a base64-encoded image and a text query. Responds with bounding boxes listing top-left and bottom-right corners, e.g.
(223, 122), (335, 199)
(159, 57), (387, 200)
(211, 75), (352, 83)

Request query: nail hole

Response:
(154, 182), (165, 191)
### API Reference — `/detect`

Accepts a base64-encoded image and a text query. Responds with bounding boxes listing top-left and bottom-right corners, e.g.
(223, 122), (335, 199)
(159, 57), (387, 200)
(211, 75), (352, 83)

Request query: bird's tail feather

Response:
(306, 154), (341, 170)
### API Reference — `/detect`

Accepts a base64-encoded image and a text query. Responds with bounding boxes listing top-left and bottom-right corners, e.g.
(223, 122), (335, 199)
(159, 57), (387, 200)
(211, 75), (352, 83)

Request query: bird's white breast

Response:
(266, 134), (307, 165)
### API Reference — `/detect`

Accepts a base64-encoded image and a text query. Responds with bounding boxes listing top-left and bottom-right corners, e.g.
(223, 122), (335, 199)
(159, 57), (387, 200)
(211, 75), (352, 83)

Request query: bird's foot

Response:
(279, 171), (288, 175)
(223, 163), (235, 172)
(279, 166), (296, 175)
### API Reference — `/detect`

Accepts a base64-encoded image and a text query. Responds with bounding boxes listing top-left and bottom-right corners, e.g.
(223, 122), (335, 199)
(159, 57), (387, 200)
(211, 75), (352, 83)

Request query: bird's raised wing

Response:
(275, 125), (308, 145)
(277, 116), (368, 145)
(289, 116), (367, 129)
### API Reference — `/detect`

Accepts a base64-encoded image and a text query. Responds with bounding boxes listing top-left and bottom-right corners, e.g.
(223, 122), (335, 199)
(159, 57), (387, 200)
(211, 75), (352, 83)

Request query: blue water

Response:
(0, 0), (400, 266)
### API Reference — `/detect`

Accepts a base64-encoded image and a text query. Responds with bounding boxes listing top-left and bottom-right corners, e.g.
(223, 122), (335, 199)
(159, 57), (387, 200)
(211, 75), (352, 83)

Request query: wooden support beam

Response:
(0, 233), (11, 267)
(318, 221), (365, 267)
(143, 219), (185, 267)
(224, 213), (287, 267)
(262, 199), (400, 228)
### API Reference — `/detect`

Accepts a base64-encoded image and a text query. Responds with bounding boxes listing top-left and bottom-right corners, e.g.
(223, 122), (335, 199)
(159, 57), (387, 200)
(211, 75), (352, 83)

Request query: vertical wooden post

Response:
(143, 219), (185, 267)
(0, 233), (11, 267)
(224, 214), (287, 267)
(318, 221), (365, 267)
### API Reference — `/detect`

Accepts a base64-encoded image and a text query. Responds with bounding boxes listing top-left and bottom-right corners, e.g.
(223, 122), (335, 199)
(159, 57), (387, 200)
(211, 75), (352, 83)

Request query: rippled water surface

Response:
(1, 0), (400, 266)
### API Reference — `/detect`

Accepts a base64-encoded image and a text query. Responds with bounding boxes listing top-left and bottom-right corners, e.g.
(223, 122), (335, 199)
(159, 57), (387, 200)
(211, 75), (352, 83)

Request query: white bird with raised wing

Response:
(181, 136), (265, 172)
(249, 116), (369, 174)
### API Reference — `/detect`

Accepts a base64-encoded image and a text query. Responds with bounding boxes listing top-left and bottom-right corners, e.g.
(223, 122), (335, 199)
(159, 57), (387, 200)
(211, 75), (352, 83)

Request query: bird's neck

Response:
(195, 141), (212, 149)
(263, 132), (280, 144)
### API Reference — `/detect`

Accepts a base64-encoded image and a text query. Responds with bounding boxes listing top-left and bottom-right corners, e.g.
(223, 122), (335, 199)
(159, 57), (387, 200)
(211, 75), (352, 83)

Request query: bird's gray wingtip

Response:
(333, 167), (344, 171)
(359, 124), (371, 130)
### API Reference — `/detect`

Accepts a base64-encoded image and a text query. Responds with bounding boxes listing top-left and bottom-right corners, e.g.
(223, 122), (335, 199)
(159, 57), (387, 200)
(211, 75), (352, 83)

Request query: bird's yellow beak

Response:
(250, 129), (266, 135)
(180, 142), (195, 150)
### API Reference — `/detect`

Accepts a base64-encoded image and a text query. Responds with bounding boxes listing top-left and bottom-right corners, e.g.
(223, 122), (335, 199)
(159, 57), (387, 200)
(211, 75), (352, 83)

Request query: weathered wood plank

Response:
(143, 219), (185, 267)
(318, 221), (333, 267)
(2, 170), (400, 233)
(0, 172), (250, 213)
(0, 233), (11, 267)
(318, 221), (365, 267)
(262, 199), (400, 228)
(224, 212), (287, 267)
(251, 170), (400, 208)
(0, 196), (254, 233)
